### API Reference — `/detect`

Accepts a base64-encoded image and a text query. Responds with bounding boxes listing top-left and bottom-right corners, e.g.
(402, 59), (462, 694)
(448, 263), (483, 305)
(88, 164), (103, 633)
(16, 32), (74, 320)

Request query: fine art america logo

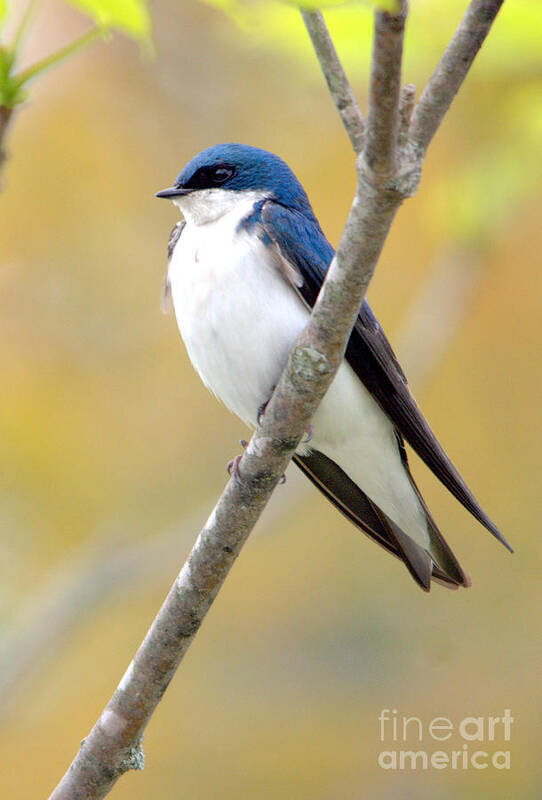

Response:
(377, 709), (513, 771)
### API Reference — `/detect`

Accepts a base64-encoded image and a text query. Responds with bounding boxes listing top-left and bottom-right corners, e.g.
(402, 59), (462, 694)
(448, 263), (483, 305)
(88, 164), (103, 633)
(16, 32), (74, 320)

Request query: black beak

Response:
(155, 186), (190, 199)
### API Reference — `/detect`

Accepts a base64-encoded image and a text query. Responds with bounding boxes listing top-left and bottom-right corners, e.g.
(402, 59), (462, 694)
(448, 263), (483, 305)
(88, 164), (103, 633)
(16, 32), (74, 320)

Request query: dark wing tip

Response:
(294, 451), (468, 593)
(350, 308), (514, 557)
(477, 510), (514, 552)
(492, 527), (514, 553)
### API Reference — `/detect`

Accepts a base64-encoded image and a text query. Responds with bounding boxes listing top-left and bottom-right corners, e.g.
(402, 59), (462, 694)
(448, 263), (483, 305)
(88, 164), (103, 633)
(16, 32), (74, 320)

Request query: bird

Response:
(156, 143), (512, 592)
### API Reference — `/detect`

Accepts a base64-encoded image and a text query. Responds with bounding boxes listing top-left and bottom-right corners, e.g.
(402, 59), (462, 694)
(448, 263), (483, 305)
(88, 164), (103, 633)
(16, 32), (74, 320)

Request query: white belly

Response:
(168, 205), (428, 546)
(168, 207), (309, 427)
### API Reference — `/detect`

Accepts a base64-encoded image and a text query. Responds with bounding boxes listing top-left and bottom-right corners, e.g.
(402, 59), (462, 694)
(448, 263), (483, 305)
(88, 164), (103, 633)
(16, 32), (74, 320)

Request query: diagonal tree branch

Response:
(409, 0), (505, 155)
(49, 1), (505, 797)
(301, 10), (365, 154)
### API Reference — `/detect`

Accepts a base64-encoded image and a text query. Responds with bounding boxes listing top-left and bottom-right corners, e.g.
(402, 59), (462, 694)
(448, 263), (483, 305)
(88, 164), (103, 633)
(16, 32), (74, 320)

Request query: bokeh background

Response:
(1, 1), (541, 797)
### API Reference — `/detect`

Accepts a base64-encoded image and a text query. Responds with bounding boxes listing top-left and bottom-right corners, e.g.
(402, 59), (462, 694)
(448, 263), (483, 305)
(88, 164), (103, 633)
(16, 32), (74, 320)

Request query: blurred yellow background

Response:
(1, 1), (541, 797)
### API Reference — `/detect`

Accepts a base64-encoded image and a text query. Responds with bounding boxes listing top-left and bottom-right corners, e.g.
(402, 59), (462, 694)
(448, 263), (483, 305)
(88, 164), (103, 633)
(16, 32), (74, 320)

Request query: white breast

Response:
(168, 191), (428, 547)
(168, 195), (309, 427)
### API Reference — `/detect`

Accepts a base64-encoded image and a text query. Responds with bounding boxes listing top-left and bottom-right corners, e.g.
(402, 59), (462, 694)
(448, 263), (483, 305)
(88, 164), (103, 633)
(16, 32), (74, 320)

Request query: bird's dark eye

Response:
(212, 166), (235, 185)
(182, 163), (236, 191)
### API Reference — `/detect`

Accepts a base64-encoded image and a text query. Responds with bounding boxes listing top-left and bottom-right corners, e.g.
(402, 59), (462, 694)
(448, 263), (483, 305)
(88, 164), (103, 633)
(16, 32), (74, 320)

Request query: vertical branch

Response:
(301, 10), (365, 154)
(316, 0), (408, 311)
(364, 0), (407, 175)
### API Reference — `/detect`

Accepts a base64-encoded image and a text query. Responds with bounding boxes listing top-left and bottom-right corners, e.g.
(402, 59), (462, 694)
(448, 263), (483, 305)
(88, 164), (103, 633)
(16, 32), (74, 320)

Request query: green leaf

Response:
(0, 45), (25, 106)
(13, 27), (107, 91)
(63, 0), (152, 44)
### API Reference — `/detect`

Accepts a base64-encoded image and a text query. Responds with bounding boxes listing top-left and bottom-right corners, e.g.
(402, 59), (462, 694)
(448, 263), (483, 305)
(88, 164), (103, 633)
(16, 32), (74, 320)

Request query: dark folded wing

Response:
(259, 200), (511, 553)
(346, 296), (512, 551)
(161, 220), (186, 314)
(294, 450), (467, 590)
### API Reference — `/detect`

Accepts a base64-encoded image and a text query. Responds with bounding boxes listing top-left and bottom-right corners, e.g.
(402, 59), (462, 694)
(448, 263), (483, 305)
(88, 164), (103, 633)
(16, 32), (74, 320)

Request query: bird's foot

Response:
(227, 439), (286, 485)
(227, 453), (243, 482)
(256, 400), (269, 427)
(227, 440), (250, 483)
(303, 423), (313, 444)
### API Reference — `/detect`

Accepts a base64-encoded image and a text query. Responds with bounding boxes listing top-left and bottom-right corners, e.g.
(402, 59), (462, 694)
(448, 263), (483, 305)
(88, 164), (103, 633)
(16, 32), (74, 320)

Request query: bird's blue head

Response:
(156, 143), (317, 221)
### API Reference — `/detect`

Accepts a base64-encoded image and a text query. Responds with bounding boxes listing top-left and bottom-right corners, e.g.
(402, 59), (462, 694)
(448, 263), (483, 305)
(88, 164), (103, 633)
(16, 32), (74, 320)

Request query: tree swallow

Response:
(156, 143), (511, 592)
